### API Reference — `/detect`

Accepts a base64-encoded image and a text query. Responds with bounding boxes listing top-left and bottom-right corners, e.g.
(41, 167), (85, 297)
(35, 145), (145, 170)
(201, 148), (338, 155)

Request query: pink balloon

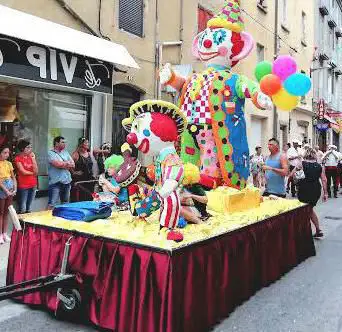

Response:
(272, 55), (297, 81)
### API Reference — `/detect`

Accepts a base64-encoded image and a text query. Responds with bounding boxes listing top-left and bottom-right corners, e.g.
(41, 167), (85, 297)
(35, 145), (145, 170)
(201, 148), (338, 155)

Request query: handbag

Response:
(293, 167), (305, 184)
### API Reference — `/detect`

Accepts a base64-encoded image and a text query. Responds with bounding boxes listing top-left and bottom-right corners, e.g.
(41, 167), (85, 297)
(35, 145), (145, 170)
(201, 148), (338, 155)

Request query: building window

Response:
(301, 11), (307, 44)
(0, 83), (90, 191)
(198, 6), (213, 33)
(256, 43), (265, 63)
(118, 0), (144, 37)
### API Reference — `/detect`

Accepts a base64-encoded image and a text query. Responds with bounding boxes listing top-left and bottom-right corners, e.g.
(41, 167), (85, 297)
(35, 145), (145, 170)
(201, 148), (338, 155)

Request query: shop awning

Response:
(0, 4), (139, 69)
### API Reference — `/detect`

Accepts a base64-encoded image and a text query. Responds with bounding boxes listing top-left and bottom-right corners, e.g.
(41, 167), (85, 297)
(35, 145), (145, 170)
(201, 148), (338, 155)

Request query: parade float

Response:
(6, 1), (315, 331)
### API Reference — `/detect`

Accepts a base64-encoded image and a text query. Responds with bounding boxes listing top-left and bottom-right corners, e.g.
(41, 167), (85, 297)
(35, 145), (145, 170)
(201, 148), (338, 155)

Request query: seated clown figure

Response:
(123, 100), (187, 242)
(97, 153), (129, 206)
(159, 0), (272, 191)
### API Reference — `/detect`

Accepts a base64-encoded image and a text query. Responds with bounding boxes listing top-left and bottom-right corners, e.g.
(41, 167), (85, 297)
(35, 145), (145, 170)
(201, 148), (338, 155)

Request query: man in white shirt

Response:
(314, 145), (324, 165)
(286, 140), (301, 197)
(322, 144), (340, 198)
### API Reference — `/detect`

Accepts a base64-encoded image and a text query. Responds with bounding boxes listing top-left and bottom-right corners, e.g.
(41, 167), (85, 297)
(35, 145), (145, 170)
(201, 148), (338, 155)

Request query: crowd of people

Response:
(249, 138), (342, 238)
(0, 136), (112, 244)
(0, 134), (341, 244)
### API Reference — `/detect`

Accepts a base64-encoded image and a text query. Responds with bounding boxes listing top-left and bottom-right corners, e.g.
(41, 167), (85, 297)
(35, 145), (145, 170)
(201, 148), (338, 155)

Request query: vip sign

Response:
(0, 34), (113, 94)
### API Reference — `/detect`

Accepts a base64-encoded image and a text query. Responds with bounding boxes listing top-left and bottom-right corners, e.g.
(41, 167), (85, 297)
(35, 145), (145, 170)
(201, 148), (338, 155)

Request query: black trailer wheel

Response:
(56, 289), (82, 319)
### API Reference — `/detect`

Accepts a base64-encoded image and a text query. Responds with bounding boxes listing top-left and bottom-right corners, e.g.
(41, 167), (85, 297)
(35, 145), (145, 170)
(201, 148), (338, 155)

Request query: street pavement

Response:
(0, 196), (341, 331)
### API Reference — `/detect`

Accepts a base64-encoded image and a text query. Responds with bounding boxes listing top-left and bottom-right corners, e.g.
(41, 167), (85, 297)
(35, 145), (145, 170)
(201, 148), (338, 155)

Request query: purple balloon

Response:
(272, 55), (297, 81)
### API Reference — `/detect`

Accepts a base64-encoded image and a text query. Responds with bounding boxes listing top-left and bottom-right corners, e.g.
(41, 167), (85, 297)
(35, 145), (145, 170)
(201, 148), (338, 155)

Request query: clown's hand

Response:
(159, 63), (174, 85)
(157, 179), (178, 199)
(256, 92), (273, 110)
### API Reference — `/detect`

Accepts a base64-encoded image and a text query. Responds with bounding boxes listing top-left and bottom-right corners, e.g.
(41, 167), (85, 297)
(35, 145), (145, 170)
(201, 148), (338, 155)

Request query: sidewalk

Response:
(214, 196), (342, 332)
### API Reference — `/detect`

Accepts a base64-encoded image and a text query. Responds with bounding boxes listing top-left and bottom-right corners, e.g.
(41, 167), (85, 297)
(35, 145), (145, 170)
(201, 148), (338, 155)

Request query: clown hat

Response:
(122, 100), (187, 135)
(207, 0), (244, 33)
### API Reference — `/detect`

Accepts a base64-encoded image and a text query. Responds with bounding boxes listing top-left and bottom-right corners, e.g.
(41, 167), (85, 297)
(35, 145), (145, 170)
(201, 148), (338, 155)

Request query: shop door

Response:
(250, 117), (262, 151)
(318, 130), (327, 152)
(112, 84), (141, 154)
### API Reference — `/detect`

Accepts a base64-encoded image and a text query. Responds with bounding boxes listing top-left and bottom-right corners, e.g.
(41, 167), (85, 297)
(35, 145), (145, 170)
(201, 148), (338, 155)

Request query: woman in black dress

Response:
(71, 137), (95, 201)
(293, 148), (328, 238)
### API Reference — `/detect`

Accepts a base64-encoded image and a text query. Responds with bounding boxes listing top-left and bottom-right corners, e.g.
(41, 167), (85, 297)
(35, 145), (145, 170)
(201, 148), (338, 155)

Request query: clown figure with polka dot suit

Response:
(160, 0), (273, 190)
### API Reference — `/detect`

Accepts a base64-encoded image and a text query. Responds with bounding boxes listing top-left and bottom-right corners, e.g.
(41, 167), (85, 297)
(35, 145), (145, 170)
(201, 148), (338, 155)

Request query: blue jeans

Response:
(48, 182), (71, 208)
(17, 187), (37, 213)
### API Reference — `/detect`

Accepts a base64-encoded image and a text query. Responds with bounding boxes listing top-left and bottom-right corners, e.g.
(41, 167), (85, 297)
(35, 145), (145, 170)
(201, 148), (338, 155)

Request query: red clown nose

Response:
(126, 133), (138, 145)
(203, 39), (212, 49)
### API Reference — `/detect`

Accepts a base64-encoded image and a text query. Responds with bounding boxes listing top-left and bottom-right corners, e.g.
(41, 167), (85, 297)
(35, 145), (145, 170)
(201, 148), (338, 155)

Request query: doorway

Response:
(112, 84), (142, 154)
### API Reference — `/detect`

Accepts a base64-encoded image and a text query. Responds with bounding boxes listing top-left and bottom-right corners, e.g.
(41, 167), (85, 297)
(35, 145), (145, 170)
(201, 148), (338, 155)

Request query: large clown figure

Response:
(122, 100), (187, 242)
(160, 0), (272, 190)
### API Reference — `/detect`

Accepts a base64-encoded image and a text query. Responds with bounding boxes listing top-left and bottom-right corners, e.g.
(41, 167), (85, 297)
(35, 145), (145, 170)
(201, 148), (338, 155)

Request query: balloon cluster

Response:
(254, 55), (312, 111)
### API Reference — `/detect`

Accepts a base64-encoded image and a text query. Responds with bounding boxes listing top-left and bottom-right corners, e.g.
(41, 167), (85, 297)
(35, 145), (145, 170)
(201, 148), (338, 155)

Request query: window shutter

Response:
(119, 0), (144, 37)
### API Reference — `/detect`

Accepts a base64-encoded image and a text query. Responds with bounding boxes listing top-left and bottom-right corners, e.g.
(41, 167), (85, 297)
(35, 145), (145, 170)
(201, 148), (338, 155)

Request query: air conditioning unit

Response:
(328, 15), (337, 28)
(335, 68), (342, 76)
(329, 60), (337, 69)
(319, 0), (329, 16)
(319, 48), (330, 60)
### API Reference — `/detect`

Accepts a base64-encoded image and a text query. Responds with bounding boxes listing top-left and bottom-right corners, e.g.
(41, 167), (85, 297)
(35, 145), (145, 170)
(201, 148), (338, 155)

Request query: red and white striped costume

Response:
(156, 149), (184, 229)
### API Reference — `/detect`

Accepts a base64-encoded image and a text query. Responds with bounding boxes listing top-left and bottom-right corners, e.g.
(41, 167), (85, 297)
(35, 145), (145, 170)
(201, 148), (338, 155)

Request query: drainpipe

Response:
(157, 41), (183, 99)
(98, 0), (110, 40)
(273, 0), (279, 138)
(179, 0), (184, 63)
(154, 0), (160, 98)
(54, 0), (101, 37)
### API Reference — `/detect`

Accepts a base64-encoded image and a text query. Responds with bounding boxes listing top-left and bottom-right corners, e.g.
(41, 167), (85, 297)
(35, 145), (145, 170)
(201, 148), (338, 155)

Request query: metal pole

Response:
(273, 0), (279, 138)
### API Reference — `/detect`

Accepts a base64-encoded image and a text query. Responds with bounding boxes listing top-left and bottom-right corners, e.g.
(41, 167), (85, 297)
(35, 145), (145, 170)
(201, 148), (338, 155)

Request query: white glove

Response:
(158, 179), (178, 199)
(159, 63), (174, 85)
(257, 92), (273, 110)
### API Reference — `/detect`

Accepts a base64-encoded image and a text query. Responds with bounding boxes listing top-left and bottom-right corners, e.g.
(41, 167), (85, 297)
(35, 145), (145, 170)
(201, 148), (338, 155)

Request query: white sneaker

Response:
(3, 233), (10, 243)
(0, 234), (5, 245)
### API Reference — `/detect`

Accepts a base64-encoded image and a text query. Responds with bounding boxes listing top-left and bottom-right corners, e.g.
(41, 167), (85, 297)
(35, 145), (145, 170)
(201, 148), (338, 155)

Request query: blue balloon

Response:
(284, 73), (312, 96)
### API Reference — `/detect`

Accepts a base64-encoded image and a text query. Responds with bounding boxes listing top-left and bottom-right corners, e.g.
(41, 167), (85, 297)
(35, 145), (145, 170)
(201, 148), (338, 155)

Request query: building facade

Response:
(0, 0), (318, 158)
(313, 0), (342, 151)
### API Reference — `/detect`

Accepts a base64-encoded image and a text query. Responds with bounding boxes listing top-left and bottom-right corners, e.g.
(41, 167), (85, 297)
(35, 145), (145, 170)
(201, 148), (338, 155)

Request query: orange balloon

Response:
(260, 74), (282, 96)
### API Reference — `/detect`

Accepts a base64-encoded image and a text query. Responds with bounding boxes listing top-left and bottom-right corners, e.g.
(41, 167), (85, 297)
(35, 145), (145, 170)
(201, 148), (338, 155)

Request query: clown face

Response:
(192, 28), (254, 68)
(126, 113), (173, 157)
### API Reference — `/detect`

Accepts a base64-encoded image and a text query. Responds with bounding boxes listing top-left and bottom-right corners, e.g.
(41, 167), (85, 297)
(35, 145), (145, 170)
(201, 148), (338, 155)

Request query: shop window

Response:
(0, 84), (90, 192)
(198, 6), (213, 33)
(119, 0), (144, 37)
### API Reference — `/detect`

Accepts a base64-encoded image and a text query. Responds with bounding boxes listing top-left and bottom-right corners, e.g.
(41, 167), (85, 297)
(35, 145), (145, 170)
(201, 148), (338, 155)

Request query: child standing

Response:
(0, 145), (17, 244)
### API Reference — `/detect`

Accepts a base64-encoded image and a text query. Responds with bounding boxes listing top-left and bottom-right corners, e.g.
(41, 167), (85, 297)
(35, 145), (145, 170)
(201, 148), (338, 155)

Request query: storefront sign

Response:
(317, 99), (326, 120)
(0, 34), (113, 93)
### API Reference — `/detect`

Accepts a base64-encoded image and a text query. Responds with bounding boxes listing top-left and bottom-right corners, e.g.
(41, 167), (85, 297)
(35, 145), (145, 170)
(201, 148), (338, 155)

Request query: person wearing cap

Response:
(250, 146), (265, 188)
(322, 144), (340, 198)
(286, 139), (301, 197)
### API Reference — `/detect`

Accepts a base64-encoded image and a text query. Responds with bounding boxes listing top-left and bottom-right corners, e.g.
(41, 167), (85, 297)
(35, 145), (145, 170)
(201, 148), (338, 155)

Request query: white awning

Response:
(0, 4), (139, 69)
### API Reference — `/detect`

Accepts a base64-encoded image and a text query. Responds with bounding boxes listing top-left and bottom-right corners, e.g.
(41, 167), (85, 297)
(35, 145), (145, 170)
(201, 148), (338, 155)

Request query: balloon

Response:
(255, 61), (272, 82)
(272, 55), (297, 81)
(272, 88), (299, 111)
(260, 74), (282, 96)
(283, 73), (312, 96)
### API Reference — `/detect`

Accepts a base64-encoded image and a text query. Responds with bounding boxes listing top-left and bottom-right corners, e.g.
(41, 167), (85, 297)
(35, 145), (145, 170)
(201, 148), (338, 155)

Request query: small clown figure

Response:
(159, 0), (273, 190)
(122, 100), (187, 242)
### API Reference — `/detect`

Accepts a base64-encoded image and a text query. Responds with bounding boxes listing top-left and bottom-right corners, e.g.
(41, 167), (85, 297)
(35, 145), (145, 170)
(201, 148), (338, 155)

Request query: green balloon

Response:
(255, 61), (272, 82)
